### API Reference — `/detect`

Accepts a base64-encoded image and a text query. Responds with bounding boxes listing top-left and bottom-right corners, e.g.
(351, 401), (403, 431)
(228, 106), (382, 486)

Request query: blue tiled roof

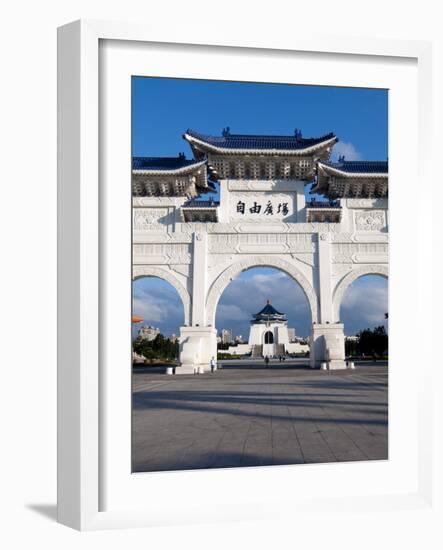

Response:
(306, 200), (341, 208)
(185, 129), (336, 151)
(182, 200), (219, 208)
(132, 155), (203, 170)
(255, 303), (285, 316)
(322, 160), (388, 174)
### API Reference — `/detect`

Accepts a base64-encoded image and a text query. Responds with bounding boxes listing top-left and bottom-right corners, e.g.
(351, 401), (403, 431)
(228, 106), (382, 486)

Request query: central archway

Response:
(264, 331), (274, 344)
(205, 256), (319, 327)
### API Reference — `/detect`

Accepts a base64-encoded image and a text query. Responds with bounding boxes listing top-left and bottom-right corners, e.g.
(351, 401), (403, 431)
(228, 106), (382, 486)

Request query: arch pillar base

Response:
(177, 326), (217, 374)
(310, 323), (346, 370)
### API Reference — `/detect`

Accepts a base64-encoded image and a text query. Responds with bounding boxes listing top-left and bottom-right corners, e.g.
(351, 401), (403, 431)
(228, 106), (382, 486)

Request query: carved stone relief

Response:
(355, 210), (386, 231)
(331, 242), (388, 263)
(132, 243), (191, 264)
(208, 233), (316, 254)
(133, 208), (169, 231)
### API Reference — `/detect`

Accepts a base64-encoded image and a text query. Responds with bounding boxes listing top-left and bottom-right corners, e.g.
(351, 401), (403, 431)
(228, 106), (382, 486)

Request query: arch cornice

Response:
(205, 256), (319, 326)
(132, 265), (191, 325)
(333, 264), (388, 322)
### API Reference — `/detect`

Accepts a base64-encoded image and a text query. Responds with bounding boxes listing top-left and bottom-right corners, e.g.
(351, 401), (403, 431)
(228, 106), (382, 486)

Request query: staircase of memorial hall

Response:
(275, 343), (285, 357)
(251, 345), (263, 358)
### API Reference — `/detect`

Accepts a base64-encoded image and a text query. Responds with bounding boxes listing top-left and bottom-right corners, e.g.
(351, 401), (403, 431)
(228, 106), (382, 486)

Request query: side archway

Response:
(332, 265), (388, 322)
(205, 256), (319, 326)
(132, 265), (191, 326)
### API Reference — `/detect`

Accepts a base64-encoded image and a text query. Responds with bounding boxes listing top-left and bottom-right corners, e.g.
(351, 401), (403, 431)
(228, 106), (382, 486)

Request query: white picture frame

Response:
(57, 19), (435, 531)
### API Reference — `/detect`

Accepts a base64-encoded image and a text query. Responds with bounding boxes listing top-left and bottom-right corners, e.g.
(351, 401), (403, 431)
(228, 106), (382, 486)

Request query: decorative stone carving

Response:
(331, 232), (354, 243)
(205, 256), (319, 325)
(355, 210), (386, 231)
(332, 253), (353, 264)
(208, 233), (315, 254)
(346, 198), (388, 209)
(132, 265), (191, 325)
(133, 244), (191, 264)
(332, 242), (388, 262)
(133, 208), (168, 231)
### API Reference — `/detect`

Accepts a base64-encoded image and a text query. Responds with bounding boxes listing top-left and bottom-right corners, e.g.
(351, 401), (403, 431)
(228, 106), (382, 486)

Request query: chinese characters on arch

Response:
(236, 200), (290, 216)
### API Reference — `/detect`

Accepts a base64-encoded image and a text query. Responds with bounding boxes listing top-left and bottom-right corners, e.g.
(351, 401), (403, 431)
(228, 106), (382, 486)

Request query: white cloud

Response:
(341, 279), (388, 333)
(217, 304), (250, 324)
(331, 141), (362, 161)
(132, 278), (184, 335)
(133, 296), (167, 323)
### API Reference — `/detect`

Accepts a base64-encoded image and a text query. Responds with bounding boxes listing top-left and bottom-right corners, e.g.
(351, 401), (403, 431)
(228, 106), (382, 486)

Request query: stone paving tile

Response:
(132, 363), (388, 472)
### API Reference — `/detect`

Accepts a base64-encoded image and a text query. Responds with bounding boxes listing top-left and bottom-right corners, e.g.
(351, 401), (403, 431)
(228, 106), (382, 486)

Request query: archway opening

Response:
(215, 266), (312, 366)
(339, 274), (388, 361)
(132, 276), (185, 366)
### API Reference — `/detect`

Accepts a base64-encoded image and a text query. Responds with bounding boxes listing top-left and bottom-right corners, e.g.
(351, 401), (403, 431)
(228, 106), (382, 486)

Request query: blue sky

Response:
(132, 77), (388, 339)
(132, 77), (388, 161)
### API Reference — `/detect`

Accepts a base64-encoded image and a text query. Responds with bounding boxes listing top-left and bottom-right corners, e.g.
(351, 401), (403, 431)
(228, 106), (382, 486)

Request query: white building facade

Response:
(248, 301), (289, 357)
(132, 129), (388, 373)
(137, 325), (160, 341)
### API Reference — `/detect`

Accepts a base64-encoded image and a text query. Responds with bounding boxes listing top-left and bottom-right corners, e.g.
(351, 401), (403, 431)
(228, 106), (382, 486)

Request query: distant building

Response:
(138, 325), (160, 341)
(235, 334), (244, 344)
(287, 328), (296, 342)
(221, 329), (233, 344)
(168, 333), (179, 343)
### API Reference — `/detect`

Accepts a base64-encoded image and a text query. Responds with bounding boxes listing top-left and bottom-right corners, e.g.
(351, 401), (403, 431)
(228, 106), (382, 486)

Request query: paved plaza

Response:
(132, 360), (388, 472)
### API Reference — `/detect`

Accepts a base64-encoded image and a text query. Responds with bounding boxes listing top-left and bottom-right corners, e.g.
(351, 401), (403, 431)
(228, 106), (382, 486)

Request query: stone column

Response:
(179, 325), (217, 374)
(177, 230), (217, 373)
(318, 232), (333, 323)
(310, 232), (346, 369)
(295, 180), (306, 222)
(310, 323), (346, 369)
(191, 230), (207, 326)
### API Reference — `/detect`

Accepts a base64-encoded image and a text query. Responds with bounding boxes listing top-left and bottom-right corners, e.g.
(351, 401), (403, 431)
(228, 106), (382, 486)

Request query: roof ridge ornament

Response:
(222, 126), (231, 137)
(294, 128), (302, 139)
(338, 155), (345, 163)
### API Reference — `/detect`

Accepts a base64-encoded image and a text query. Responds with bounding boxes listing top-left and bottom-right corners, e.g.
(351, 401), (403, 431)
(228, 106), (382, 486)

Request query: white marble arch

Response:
(132, 265), (191, 326)
(205, 256), (319, 327)
(332, 264), (389, 323)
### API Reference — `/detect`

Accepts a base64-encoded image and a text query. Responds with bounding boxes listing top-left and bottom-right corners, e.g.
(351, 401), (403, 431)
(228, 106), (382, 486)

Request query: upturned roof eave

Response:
(132, 158), (207, 176)
(184, 133), (338, 157)
(316, 161), (389, 179)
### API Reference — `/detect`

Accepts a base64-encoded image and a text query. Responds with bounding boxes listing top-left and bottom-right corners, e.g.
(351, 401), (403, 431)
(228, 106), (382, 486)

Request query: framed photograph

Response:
(58, 20), (434, 530)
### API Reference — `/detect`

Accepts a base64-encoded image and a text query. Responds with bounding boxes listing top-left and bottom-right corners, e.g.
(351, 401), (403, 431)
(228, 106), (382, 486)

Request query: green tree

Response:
(133, 333), (179, 363)
(357, 325), (388, 358)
